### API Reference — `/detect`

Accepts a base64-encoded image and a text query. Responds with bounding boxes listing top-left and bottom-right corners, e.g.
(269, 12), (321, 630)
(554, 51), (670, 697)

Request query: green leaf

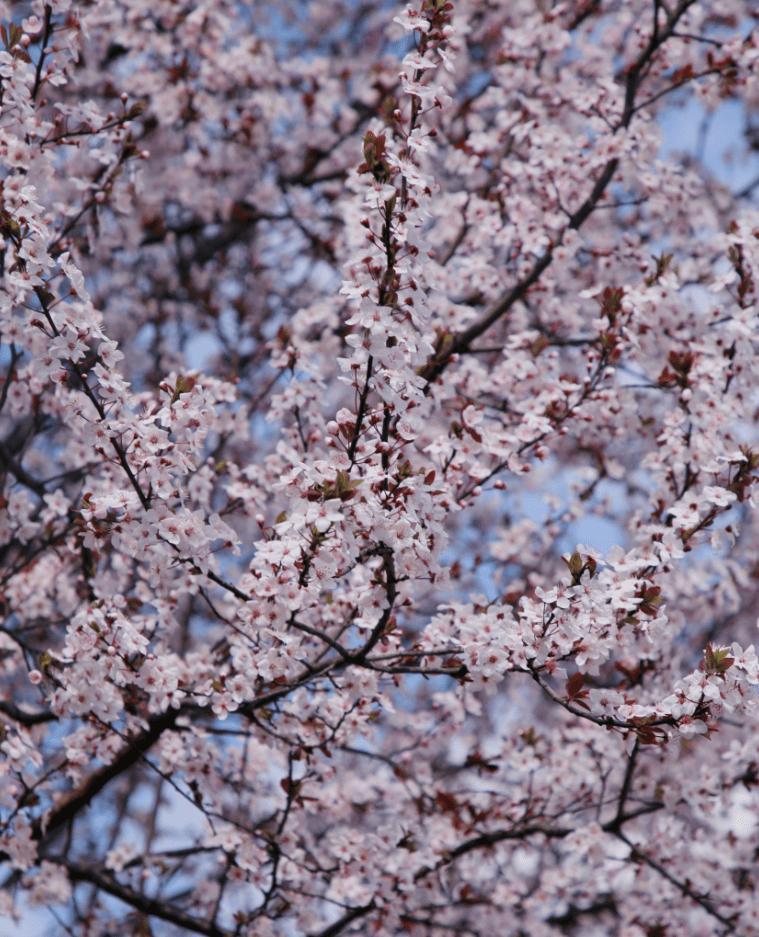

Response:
(397, 459), (412, 478)
(171, 374), (196, 404)
(705, 644), (734, 673)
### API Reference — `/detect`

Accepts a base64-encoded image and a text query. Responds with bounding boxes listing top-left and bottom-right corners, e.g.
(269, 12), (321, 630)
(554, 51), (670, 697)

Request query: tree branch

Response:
(60, 860), (234, 937)
(0, 700), (57, 726)
(35, 710), (178, 844)
(307, 901), (376, 937)
(422, 0), (698, 385)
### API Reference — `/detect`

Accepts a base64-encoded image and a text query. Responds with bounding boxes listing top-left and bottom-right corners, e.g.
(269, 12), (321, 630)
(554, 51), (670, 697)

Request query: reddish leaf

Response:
(566, 672), (585, 698)
(434, 791), (458, 812)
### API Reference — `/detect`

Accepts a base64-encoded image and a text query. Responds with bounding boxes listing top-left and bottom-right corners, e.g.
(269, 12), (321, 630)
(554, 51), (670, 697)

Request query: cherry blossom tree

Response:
(2, 0), (759, 934)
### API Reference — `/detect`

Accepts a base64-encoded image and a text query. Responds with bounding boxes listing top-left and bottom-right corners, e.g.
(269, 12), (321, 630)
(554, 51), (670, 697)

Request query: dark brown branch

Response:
(349, 543), (397, 662)
(614, 830), (737, 930)
(0, 439), (47, 497)
(36, 710), (178, 843)
(439, 823), (572, 865)
(30, 5), (53, 102)
(348, 355), (374, 465)
(606, 738), (639, 834)
(32, 286), (151, 513)
(0, 346), (22, 418)
(61, 860), (233, 937)
(422, 0), (698, 385)
(0, 700), (57, 726)
(307, 901), (376, 937)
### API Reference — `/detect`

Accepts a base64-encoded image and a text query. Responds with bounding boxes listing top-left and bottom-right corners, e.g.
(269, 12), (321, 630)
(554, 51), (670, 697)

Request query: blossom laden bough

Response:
(0, 1), (759, 936)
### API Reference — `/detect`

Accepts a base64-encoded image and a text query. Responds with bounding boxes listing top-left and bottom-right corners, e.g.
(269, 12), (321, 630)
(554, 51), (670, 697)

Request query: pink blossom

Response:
(0, 2), (758, 935)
